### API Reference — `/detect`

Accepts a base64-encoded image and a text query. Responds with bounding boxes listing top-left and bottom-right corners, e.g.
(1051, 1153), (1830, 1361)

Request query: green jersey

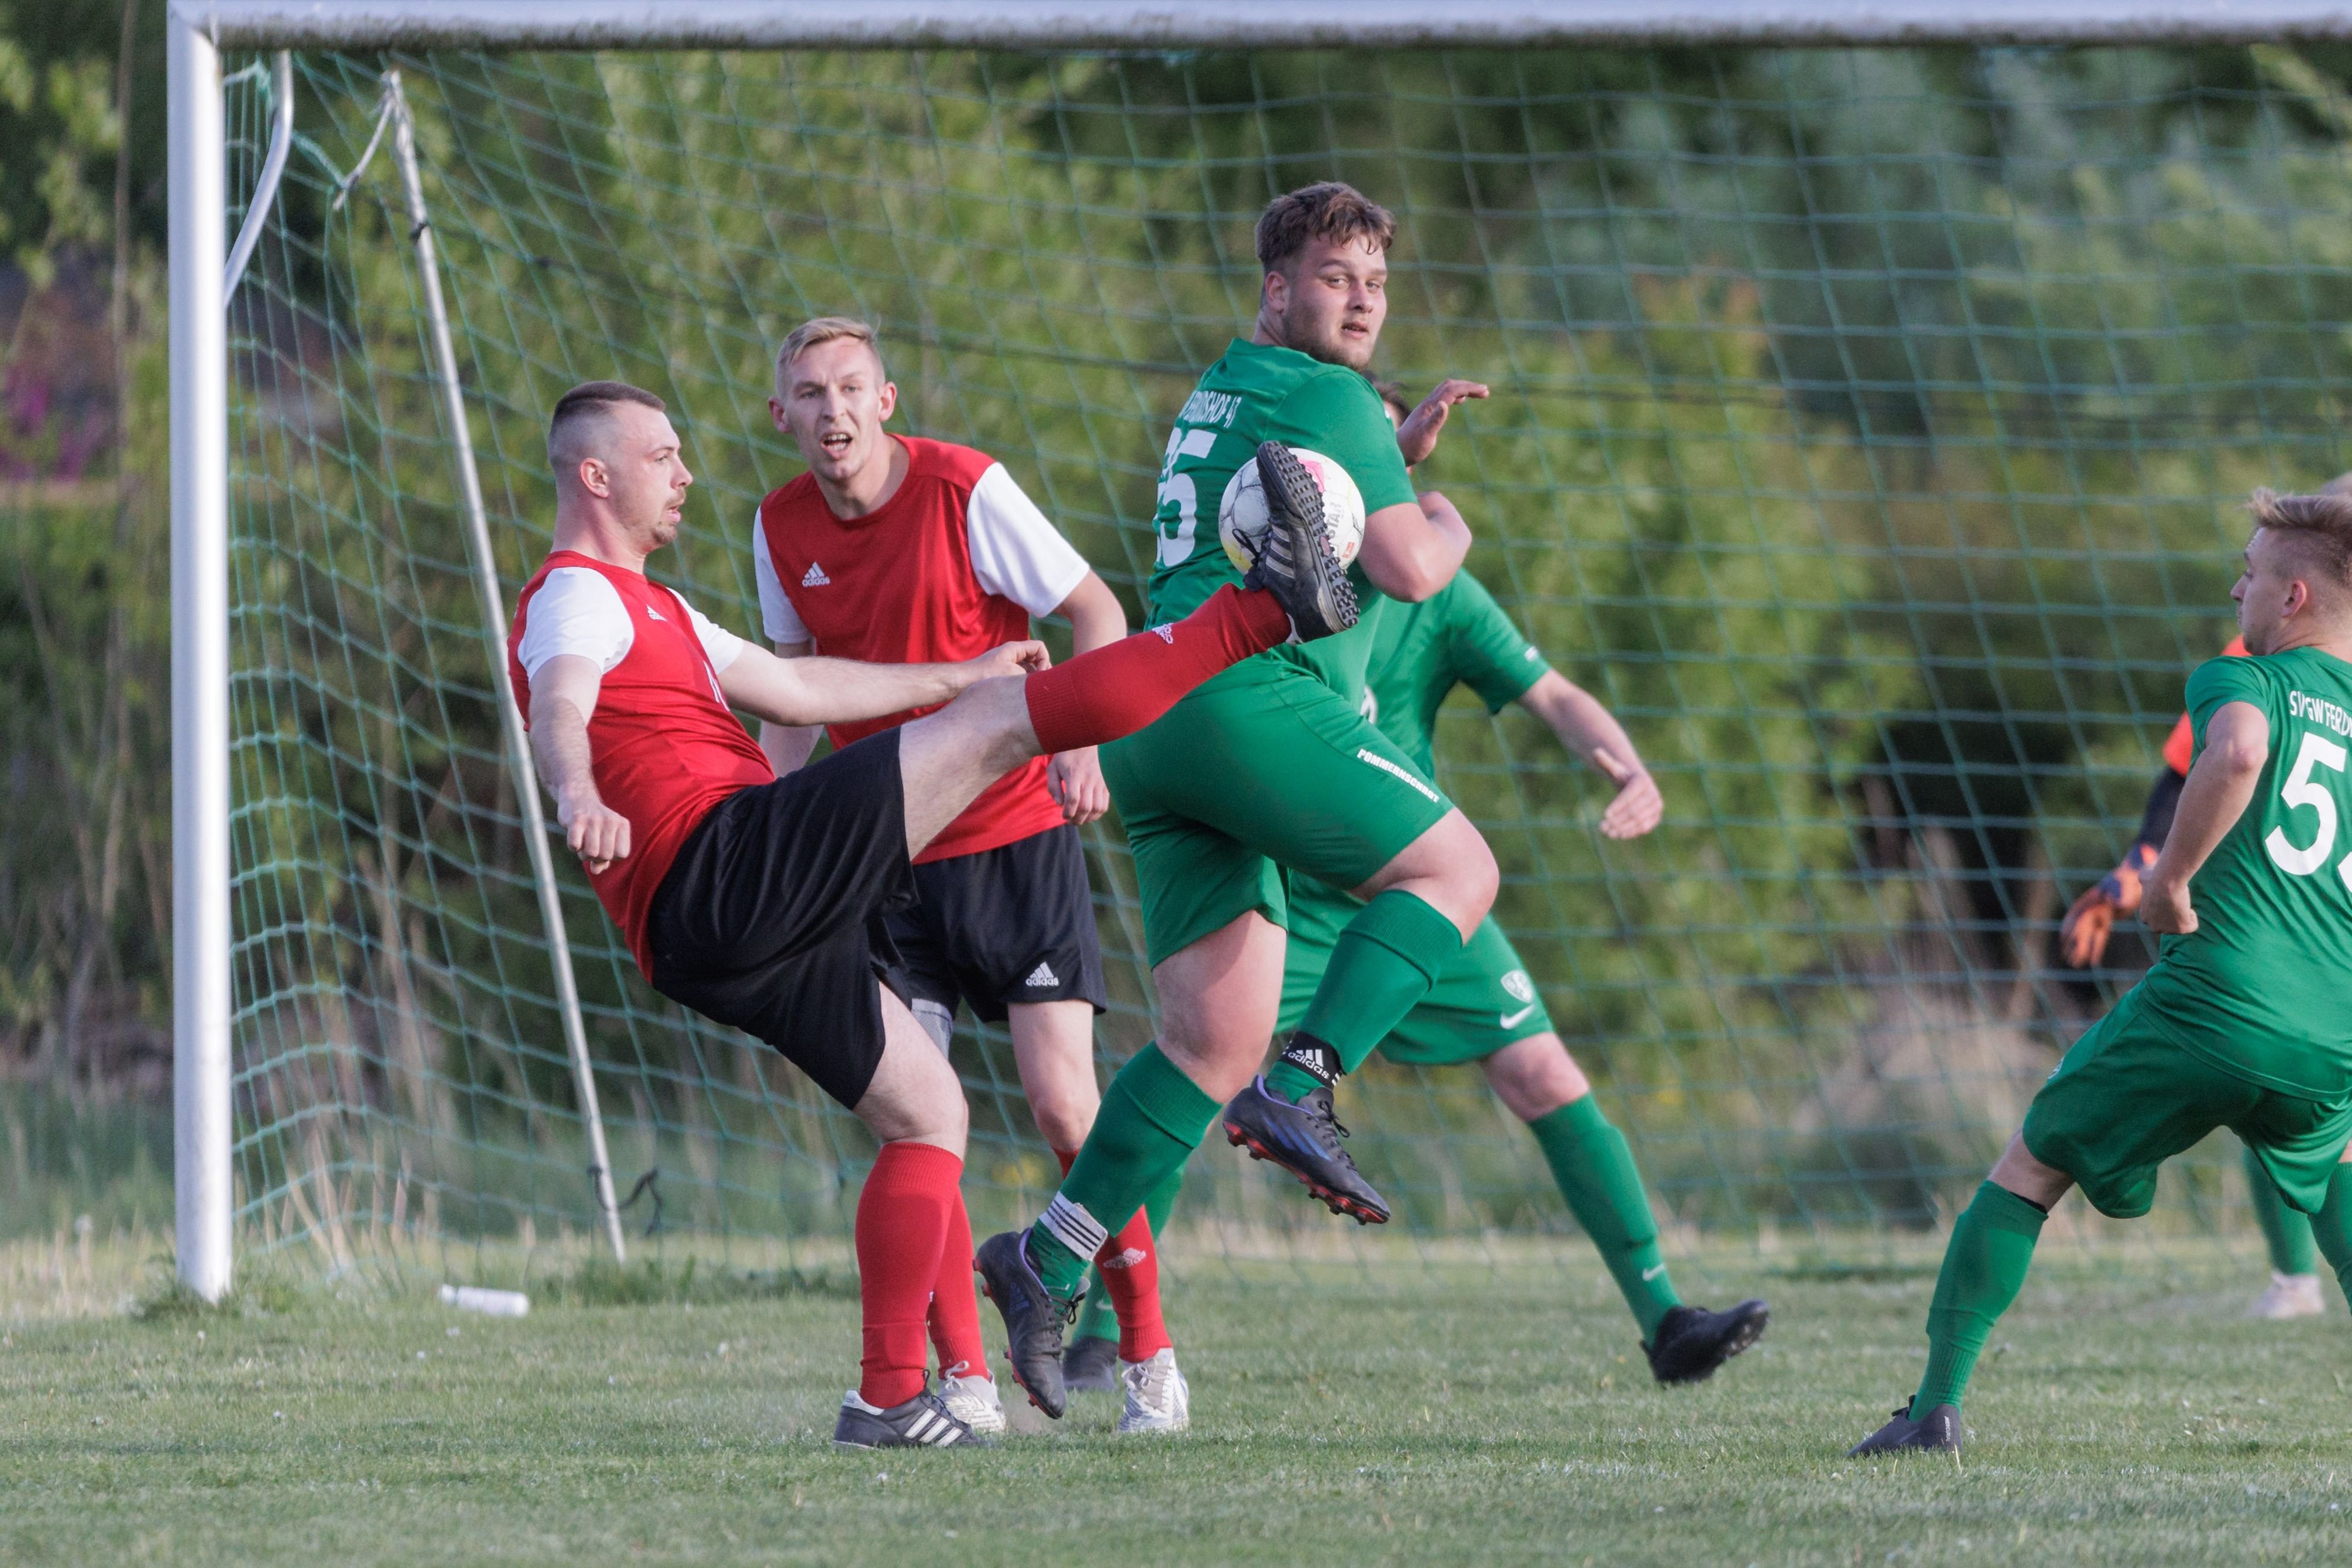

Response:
(1146, 337), (1418, 697)
(2136, 646), (2352, 1101)
(1358, 572), (1551, 777)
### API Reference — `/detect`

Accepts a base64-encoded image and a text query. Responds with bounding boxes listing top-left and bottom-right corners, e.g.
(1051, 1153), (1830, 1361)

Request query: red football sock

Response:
(927, 1181), (989, 1379)
(1023, 583), (1291, 755)
(1053, 1148), (1172, 1361)
(1100, 1206), (1171, 1362)
(856, 1141), (961, 1409)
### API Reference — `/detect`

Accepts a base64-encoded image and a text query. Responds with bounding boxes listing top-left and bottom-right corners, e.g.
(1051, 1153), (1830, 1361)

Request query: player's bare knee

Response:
(1989, 1132), (2070, 1209)
(951, 675), (1041, 771)
(858, 998), (971, 1151)
(881, 1071), (968, 1152)
(1366, 813), (1497, 935)
(1154, 1027), (1260, 1102)
(1482, 1034), (1589, 1121)
(1445, 830), (1501, 927)
(1028, 1096), (1093, 1153)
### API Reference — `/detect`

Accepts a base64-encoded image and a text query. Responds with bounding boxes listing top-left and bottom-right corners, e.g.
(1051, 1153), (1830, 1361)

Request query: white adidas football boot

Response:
(937, 1365), (1008, 1435)
(1115, 1348), (1191, 1435)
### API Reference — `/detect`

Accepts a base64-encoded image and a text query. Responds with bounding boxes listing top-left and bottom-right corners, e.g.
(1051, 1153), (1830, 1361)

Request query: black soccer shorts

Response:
(888, 821), (1108, 1048)
(644, 729), (915, 1108)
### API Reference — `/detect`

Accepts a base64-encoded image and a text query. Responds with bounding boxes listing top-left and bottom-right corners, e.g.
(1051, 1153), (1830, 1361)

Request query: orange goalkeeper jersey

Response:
(2160, 634), (2250, 774)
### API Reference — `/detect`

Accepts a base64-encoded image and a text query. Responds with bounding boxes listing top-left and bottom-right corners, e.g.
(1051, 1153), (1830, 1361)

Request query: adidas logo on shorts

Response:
(801, 562), (831, 587)
(1022, 961), (1058, 989)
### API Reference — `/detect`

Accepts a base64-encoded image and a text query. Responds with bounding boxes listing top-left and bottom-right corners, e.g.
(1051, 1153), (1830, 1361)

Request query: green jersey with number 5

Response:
(1146, 337), (1418, 697)
(2135, 646), (2352, 1101)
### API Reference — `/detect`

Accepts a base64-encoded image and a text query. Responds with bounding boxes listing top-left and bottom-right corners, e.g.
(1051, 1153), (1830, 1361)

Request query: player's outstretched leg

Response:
(2244, 1140), (2325, 1318)
(1850, 1148), (2055, 1458)
(1480, 1034), (1768, 1380)
(900, 579), (1309, 870)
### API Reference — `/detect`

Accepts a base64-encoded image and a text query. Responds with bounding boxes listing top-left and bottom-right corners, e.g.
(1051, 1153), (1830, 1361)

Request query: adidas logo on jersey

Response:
(801, 562), (831, 587)
(1022, 961), (1058, 988)
(1151, 625), (1174, 644)
(644, 606), (666, 621)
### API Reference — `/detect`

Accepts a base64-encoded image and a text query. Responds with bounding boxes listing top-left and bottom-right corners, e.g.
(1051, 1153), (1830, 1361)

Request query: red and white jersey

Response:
(508, 551), (774, 974)
(751, 433), (1090, 862)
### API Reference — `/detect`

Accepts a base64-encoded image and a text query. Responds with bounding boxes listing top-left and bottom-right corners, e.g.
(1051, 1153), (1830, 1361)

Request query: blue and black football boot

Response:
(973, 1228), (1077, 1419)
(1221, 1061), (1391, 1225)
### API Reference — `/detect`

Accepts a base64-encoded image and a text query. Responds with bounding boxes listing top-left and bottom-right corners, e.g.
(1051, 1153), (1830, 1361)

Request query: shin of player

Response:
(507, 382), (1344, 1449)
(1853, 490), (2352, 1457)
(754, 318), (1178, 1429)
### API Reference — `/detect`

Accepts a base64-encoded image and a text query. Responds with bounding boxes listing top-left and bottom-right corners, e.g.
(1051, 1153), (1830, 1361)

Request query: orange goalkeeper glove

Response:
(2059, 841), (2159, 968)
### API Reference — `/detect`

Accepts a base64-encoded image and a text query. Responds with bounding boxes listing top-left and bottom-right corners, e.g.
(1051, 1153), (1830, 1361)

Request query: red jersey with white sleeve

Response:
(753, 434), (1089, 863)
(507, 551), (774, 974)
(2161, 634), (2250, 774)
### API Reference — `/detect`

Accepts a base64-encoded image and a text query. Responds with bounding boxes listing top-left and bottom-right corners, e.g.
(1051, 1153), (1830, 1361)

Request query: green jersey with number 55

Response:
(1145, 337), (1418, 697)
(2135, 646), (2352, 1101)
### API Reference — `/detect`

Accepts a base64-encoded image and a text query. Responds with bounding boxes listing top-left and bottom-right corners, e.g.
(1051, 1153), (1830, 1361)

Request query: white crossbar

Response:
(165, 1), (2352, 51)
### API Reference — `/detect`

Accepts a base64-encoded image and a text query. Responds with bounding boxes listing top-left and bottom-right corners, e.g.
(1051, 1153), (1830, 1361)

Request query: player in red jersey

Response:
(508, 379), (1350, 1449)
(753, 317), (1183, 1433)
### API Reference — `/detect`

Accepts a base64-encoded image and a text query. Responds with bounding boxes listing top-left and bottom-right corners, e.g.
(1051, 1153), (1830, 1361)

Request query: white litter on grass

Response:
(439, 1284), (530, 1318)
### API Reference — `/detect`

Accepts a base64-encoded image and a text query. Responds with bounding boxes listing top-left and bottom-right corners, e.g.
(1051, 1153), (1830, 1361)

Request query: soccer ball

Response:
(1218, 446), (1367, 574)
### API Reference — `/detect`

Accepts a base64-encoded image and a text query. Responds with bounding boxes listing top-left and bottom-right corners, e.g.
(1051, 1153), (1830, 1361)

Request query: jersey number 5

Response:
(1154, 427), (1218, 569)
(2264, 728), (2352, 890)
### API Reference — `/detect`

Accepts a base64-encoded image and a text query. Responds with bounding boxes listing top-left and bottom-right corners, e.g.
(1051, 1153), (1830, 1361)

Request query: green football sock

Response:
(2307, 1162), (2352, 1303)
(2244, 1142), (2318, 1275)
(1071, 1271), (1117, 1344)
(1025, 1044), (1215, 1300)
(1528, 1095), (1681, 1340)
(1265, 890), (1462, 1102)
(1912, 1181), (2046, 1416)
(1071, 1166), (1182, 1346)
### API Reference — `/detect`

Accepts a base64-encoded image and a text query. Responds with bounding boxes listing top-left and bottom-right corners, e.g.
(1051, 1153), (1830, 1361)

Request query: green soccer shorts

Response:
(1101, 670), (1455, 969)
(2020, 985), (2352, 1218)
(1277, 877), (1555, 1065)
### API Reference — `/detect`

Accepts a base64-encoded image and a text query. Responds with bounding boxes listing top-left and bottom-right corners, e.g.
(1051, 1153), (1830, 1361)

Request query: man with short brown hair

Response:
(975, 182), (1508, 1419)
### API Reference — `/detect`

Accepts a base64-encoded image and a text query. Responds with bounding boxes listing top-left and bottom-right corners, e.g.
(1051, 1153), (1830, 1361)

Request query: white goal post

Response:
(165, 0), (2352, 1300)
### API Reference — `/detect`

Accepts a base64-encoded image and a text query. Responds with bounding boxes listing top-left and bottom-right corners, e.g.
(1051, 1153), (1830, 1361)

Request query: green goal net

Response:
(222, 43), (2350, 1284)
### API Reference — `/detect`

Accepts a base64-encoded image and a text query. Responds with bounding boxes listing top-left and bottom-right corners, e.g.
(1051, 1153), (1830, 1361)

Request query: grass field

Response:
(3, 1233), (2349, 1565)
